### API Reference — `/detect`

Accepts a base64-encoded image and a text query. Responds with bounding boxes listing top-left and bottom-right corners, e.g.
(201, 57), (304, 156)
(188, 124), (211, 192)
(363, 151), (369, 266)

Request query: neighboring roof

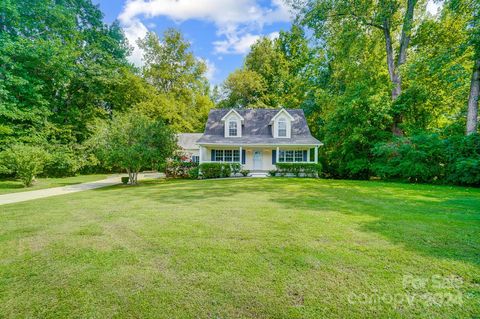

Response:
(176, 133), (202, 150)
(197, 109), (322, 146)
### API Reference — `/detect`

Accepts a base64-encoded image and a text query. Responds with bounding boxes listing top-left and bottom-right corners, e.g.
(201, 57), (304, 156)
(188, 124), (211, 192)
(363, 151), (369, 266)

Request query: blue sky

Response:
(93, 0), (293, 84)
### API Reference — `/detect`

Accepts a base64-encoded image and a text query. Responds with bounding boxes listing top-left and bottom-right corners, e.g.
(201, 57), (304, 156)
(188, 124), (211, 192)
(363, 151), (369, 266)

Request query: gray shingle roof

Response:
(176, 133), (203, 150)
(197, 109), (322, 146)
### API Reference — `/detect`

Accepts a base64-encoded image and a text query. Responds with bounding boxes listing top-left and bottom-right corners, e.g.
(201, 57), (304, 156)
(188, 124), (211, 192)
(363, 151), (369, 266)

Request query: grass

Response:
(0, 178), (479, 318)
(0, 174), (108, 195)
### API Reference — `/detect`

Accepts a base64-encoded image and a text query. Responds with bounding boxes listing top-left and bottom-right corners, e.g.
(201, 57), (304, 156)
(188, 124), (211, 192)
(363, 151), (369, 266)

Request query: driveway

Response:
(0, 172), (162, 206)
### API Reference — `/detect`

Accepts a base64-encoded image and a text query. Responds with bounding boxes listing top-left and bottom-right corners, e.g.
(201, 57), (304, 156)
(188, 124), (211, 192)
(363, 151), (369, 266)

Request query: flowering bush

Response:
(164, 159), (198, 178)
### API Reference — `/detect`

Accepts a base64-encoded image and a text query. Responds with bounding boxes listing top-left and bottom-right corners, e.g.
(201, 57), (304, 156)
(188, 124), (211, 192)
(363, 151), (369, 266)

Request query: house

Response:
(176, 133), (203, 163)
(179, 108), (322, 174)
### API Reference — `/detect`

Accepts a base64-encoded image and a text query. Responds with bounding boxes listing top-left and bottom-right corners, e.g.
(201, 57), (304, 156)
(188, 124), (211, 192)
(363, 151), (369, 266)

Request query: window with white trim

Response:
(278, 150), (304, 163)
(228, 120), (238, 136)
(213, 150), (240, 162)
(278, 118), (287, 137)
(191, 155), (199, 163)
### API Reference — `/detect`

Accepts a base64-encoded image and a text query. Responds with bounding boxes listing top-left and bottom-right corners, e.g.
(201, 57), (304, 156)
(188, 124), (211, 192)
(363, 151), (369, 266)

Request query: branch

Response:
(326, 12), (384, 30)
(397, 0), (417, 66)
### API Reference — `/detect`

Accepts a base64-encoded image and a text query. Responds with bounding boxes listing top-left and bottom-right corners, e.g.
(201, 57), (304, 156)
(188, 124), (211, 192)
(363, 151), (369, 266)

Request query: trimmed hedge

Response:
(199, 163), (235, 179)
(274, 163), (322, 178)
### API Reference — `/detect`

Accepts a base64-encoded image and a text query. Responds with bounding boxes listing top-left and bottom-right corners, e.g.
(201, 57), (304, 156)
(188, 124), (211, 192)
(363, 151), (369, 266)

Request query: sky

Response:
(93, 0), (293, 84)
(93, 0), (442, 85)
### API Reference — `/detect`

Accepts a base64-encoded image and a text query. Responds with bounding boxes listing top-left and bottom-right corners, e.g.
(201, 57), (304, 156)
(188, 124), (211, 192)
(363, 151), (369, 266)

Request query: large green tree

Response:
(298, 0), (425, 136)
(137, 29), (213, 132)
(219, 25), (317, 109)
(0, 0), (138, 146)
(88, 111), (176, 184)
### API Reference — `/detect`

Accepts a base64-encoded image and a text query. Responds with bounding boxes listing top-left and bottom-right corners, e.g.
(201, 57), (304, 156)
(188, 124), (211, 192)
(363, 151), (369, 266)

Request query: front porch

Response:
(198, 145), (319, 172)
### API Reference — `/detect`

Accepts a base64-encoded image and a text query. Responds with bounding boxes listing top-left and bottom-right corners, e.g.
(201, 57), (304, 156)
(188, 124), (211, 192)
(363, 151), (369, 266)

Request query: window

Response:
(278, 150), (305, 163)
(192, 155), (199, 163)
(224, 150), (233, 162)
(213, 150), (240, 162)
(228, 120), (238, 136)
(278, 118), (287, 137)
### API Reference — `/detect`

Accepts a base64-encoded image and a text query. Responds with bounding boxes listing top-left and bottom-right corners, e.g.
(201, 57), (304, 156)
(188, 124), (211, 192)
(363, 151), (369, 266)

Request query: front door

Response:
(253, 150), (262, 170)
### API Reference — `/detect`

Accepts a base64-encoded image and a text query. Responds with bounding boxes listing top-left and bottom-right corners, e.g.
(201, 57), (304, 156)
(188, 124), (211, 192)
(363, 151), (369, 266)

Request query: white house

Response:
(178, 108), (322, 174)
(176, 133), (202, 162)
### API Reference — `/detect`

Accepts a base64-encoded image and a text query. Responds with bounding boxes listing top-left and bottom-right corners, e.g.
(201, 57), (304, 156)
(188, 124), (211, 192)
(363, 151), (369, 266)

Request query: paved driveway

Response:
(0, 173), (162, 206)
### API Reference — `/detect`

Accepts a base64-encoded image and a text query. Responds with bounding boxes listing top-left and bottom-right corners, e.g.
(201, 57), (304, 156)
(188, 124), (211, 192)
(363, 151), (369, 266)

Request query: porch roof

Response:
(197, 135), (322, 147)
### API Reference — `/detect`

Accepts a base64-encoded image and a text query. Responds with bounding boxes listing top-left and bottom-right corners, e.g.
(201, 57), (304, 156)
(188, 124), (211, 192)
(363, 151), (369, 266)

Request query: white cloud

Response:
(118, 0), (292, 64)
(213, 33), (260, 54)
(202, 59), (217, 81)
(123, 18), (148, 66)
(213, 31), (280, 54)
(118, 0), (289, 28)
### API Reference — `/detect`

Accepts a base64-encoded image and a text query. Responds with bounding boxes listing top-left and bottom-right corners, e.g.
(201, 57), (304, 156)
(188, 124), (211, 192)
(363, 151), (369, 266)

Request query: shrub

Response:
(275, 163), (322, 178)
(188, 166), (200, 179)
(448, 158), (480, 185)
(121, 176), (129, 184)
(373, 133), (480, 186)
(240, 169), (250, 177)
(444, 134), (480, 185)
(222, 164), (232, 178)
(164, 159), (198, 178)
(43, 146), (82, 177)
(373, 134), (445, 183)
(0, 144), (51, 187)
(268, 170), (277, 177)
(199, 163), (233, 179)
(230, 163), (241, 176)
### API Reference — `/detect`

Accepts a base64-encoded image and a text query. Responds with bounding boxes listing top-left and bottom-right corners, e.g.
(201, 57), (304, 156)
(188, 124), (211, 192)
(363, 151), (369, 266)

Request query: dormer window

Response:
(271, 108), (294, 138)
(229, 120), (238, 136)
(222, 109), (244, 137)
(278, 118), (287, 137)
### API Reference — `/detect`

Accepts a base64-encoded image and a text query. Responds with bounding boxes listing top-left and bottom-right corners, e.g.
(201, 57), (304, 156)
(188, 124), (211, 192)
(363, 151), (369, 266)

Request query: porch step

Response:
(249, 172), (269, 178)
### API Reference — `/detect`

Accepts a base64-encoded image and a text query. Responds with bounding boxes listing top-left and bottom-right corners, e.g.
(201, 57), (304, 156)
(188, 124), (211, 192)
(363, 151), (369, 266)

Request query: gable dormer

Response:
(271, 108), (294, 138)
(221, 109), (244, 137)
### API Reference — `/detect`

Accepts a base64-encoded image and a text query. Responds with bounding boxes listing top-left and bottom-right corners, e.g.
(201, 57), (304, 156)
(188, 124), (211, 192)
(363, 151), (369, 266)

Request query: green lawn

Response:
(0, 178), (479, 318)
(0, 174), (108, 195)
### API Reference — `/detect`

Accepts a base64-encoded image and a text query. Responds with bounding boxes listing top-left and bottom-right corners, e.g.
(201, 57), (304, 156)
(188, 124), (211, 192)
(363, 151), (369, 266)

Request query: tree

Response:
(467, 58), (480, 134)
(0, 145), (51, 187)
(137, 29), (213, 132)
(220, 69), (267, 108)
(461, 0), (480, 135)
(89, 111), (176, 184)
(219, 25), (316, 109)
(0, 0), (136, 146)
(299, 0), (421, 135)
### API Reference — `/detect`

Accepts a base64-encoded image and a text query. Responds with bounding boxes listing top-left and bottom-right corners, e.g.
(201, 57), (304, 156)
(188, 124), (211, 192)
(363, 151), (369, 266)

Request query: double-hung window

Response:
(228, 120), (238, 136)
(278, 119), (287, 137)
(213, 150), (240, 162)
(278, 150), (305, 163)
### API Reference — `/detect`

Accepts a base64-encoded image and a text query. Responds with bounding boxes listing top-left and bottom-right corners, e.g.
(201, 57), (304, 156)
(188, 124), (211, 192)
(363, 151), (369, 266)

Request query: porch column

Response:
(199, 146), (204, 163)
(239, 146), (243, 164)
(276, 146), (280, 163)
(314, 146), (318, 164)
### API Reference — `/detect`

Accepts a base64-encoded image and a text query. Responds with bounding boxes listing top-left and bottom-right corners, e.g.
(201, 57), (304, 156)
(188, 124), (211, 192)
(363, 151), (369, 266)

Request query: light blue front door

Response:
(253, 151), (262, 170)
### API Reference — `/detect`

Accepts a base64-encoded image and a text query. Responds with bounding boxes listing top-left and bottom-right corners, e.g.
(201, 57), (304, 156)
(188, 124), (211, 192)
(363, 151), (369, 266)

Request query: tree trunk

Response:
(466, 58), (480, 135)
(126, 168), (133, 185)
(382, 0), (417, 137)
(383, 22), (403, 136)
